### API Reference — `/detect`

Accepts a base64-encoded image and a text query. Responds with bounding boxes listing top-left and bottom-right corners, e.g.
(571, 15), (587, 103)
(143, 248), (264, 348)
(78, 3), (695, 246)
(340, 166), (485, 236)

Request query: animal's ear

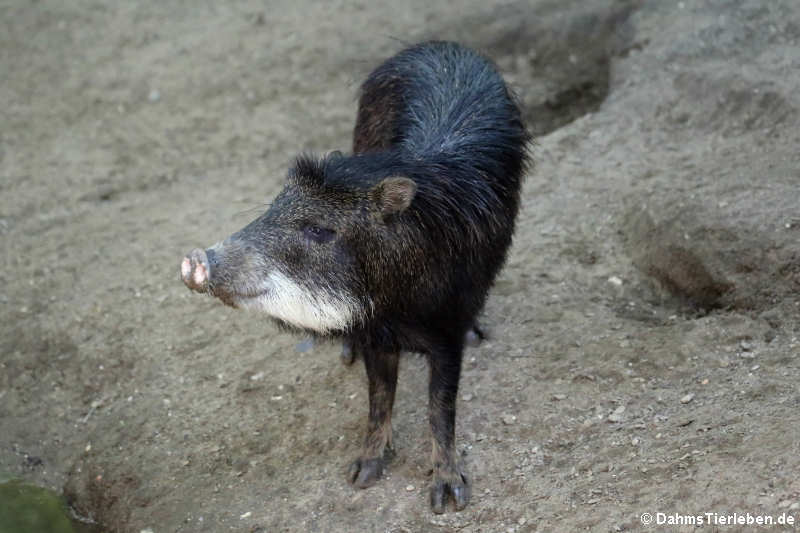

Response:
(370, 176), (417, 218)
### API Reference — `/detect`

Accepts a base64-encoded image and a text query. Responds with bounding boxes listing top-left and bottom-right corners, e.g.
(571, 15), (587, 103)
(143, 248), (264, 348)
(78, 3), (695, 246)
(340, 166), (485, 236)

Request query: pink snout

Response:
(181, 248), (211, 292)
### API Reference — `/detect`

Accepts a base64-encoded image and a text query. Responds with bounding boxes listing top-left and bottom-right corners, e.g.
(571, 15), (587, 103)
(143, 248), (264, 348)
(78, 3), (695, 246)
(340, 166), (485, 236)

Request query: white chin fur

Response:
(237, 270), (360, 334)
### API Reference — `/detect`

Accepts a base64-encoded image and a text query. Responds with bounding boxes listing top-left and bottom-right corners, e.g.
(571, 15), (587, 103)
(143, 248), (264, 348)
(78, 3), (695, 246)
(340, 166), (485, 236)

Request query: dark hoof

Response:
(430, 471), (470, 513)
(348, 457), (383, 488)
(340, 341), (356, 366)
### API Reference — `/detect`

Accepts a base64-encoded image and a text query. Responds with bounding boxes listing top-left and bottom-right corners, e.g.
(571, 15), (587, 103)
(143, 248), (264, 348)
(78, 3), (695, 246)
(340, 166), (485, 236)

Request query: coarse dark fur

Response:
(181, 41), (530, 513)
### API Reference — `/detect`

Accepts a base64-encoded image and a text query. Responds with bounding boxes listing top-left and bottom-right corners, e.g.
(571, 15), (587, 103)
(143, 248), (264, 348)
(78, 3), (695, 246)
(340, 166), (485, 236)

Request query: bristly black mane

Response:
(289, 150), (408, 193)
(288, 153), (327, 189)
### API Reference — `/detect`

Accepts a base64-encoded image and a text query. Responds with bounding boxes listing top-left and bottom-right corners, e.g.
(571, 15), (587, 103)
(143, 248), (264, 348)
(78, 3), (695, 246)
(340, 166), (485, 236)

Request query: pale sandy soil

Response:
(2, 1), (800, 531)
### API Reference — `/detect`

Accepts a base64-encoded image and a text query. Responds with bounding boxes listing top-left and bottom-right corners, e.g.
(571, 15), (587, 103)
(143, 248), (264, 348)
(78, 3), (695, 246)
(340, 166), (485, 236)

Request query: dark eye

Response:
(303, 225), (335, 244)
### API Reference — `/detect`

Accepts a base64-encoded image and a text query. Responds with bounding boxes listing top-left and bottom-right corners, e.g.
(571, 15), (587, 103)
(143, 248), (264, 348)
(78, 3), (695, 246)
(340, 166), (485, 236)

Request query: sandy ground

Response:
(2, 0), (800, 531)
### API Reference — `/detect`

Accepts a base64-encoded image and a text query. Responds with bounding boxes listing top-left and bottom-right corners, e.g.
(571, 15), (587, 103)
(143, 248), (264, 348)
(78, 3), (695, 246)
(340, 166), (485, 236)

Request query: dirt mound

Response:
(622, 203), (799, 315)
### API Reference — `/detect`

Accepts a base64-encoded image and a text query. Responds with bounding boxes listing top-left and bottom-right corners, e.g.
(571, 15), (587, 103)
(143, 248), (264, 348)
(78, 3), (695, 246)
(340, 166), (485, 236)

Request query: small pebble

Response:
(778, 500), (792, 508)
(680, 393), (694, 404)
(239, 511), (252, 519)
(608, 405), (625, 423)
(631, 437), (640, 446)
(608, 276), (623, 286)
(740, 340), (753, 351)
(405, 485), (415, 492)
(552, 393), (567, 401)
(501, 414), (517, 425)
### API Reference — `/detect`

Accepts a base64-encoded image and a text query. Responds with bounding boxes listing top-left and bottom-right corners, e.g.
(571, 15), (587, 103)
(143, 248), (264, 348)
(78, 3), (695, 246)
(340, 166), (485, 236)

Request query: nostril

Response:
(193, 262), (207, 286)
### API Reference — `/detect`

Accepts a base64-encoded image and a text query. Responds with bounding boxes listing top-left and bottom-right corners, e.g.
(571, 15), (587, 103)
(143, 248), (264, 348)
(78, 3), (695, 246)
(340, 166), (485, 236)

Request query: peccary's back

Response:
(355, 42), (529, 225)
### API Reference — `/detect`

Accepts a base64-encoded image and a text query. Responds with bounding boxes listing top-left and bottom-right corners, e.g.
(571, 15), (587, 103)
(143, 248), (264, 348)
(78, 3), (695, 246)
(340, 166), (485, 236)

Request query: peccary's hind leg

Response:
(464, 323), (486, 347)
(340, 340), (356, 366)
(348, 349), (398, 488)
(428, 343), (470, 513)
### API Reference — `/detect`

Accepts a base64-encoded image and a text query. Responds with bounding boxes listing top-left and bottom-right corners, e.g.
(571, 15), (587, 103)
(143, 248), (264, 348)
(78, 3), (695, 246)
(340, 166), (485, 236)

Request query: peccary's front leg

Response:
(348, 349), (398, 488)
(428, 344), (470, 513)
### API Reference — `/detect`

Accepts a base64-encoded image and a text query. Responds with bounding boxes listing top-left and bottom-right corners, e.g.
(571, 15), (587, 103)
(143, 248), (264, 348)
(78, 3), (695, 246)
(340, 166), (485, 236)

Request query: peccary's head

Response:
(181, 153), (417, 335)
